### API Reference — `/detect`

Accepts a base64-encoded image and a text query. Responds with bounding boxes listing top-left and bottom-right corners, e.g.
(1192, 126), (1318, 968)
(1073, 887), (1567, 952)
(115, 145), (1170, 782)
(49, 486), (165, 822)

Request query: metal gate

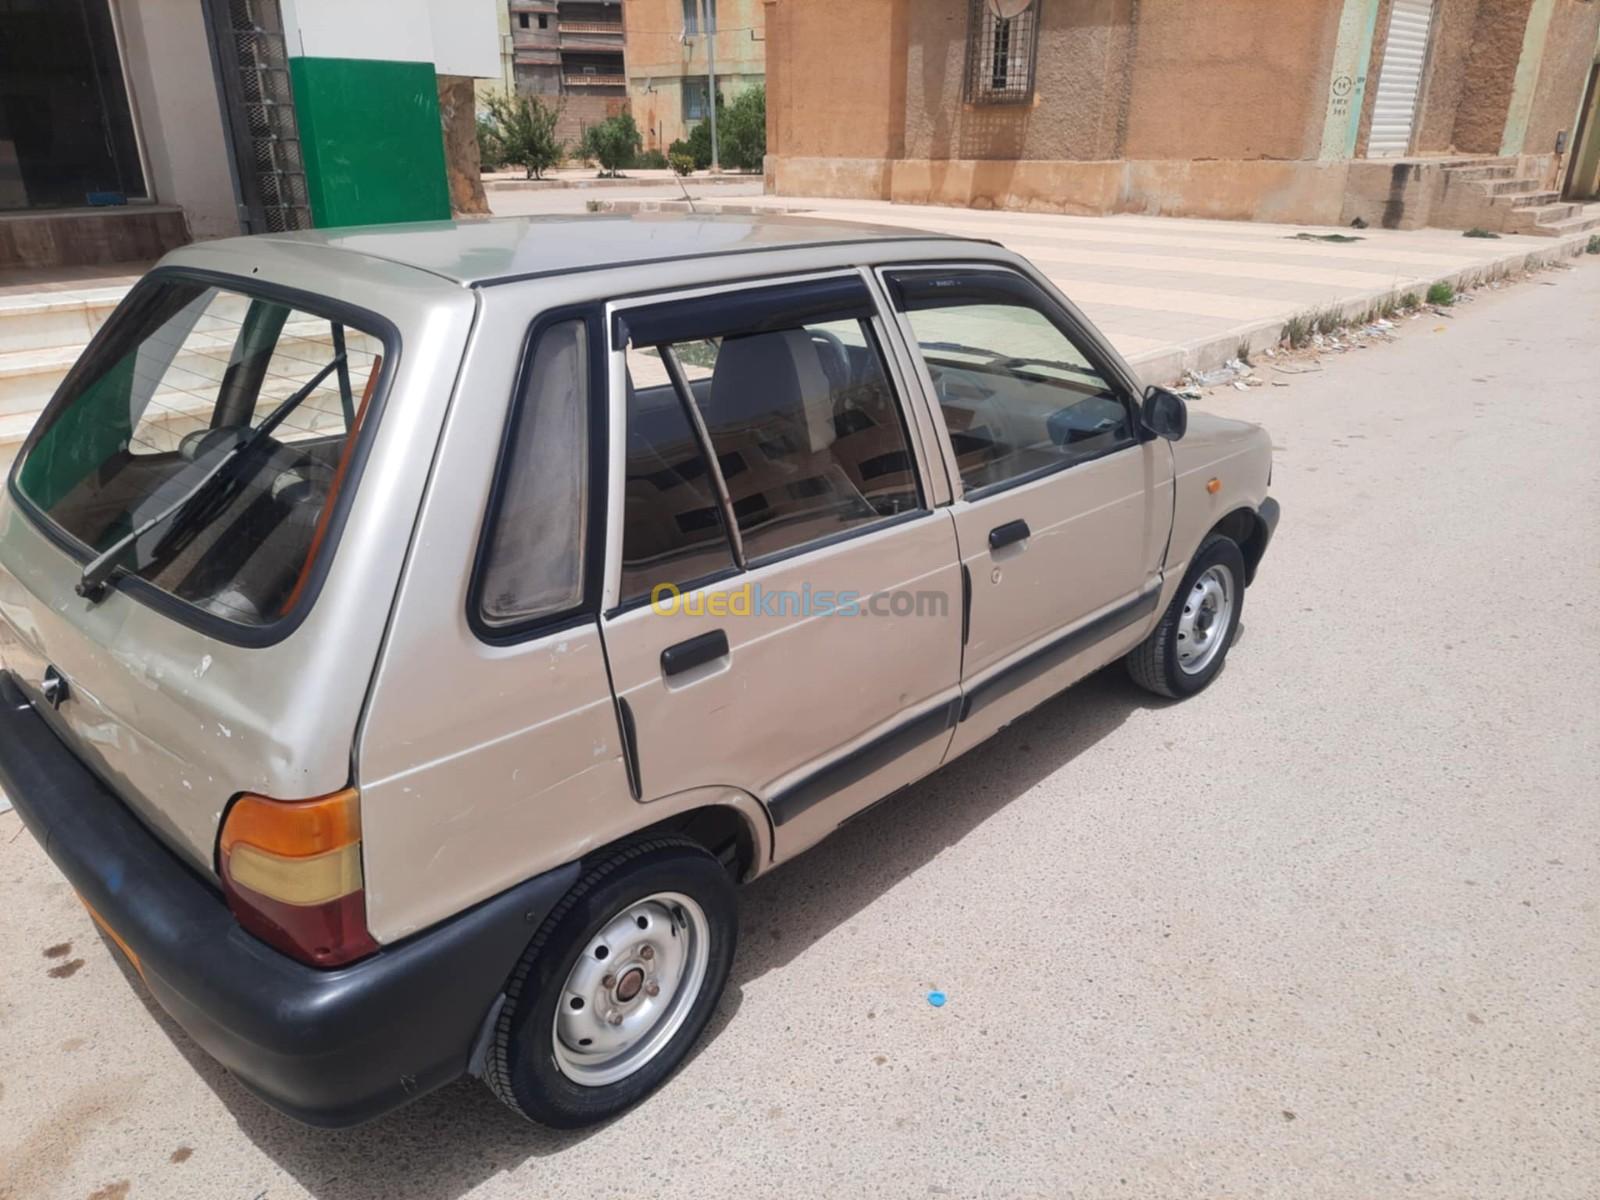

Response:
(202, 0), (312, 232)
(1368, 0), (1436, 157)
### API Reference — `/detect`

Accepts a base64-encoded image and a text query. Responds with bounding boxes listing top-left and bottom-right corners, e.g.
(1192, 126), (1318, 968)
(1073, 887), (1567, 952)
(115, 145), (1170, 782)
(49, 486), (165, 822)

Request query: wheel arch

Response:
(1207, 505), (1272, 586)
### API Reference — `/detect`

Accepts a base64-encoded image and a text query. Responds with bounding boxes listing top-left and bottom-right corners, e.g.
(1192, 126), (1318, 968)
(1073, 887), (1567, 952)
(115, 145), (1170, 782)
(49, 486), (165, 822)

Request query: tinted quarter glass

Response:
(619, 346), (737, 605)
(890, 271), (1133, 494)
(13, 277), (386, 627)
(480, 319), (591, 626)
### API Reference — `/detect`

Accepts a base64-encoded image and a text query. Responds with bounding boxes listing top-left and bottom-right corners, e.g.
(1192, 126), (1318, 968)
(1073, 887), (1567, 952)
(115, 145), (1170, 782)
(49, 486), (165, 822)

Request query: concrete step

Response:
(0, 322), (369, 420)
(1506, 201), (1584, 235)
(0, 287), (130, 355)
(1524, 204), (1600, 237)
(1484, 177), (1546, 198)
(1494, 188), (1561, 209)
(1446, 164), (1518, 182)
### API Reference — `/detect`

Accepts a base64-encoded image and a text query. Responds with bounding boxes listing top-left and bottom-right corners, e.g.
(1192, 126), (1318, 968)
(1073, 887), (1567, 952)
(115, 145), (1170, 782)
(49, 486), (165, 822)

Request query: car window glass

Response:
(896, 282), (1133, 493)
(648, 316), (920, 564)
(14, 278), (386, 628)
(480, 319), (591, 626)
(619, 345), (737, 604)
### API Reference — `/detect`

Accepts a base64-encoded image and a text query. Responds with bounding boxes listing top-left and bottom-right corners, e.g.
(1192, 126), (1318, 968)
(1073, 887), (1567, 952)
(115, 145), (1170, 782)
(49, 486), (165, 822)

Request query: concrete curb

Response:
(591, 197), (1596, 385)
(484, 174), (757, 192)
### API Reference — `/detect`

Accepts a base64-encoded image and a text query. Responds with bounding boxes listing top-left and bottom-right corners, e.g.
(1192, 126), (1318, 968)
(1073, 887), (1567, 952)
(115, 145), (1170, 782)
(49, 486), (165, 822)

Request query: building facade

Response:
(765, 0), (1600, 231)
(626, 0), (766, 152)
(1, 0), (501, 270)
(509, 0), (630, 146)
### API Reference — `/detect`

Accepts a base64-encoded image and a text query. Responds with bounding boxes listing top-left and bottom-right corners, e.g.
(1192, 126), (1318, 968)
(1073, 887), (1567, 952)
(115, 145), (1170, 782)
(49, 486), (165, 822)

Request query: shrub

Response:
(1463, 227), (1500, 239)
(583, 114), (643, 177)
(684, 120), (715, 170)
(1586, 234), (1600, 255)
(719, 84), (766, 171)
(475, 115), (503, 172)
(482, 91), (564, 180)
(669, 152), (696, 177)
(634, 148), (669, 170)
(1426, 281), (1456, 307)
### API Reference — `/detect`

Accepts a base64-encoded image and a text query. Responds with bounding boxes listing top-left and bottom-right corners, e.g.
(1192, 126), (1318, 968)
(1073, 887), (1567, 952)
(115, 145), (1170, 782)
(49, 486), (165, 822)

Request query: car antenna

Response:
(674, 169), (698, 214)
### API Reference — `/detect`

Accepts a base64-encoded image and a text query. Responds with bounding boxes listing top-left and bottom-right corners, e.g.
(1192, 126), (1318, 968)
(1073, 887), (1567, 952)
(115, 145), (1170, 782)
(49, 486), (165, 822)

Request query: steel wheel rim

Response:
(1176, 563), (1235, 676)
(551, 891), (711, 1087)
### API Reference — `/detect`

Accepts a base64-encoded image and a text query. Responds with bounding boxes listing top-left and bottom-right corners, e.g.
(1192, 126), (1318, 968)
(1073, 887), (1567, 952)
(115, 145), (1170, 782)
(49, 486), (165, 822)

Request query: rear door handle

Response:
(989, 519), (1031, 551)
(660, 629), (729, 678)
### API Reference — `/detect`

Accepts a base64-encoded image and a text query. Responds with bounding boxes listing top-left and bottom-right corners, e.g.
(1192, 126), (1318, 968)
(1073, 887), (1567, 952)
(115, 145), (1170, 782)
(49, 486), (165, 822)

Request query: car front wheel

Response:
(1126, 533), (1246, 699)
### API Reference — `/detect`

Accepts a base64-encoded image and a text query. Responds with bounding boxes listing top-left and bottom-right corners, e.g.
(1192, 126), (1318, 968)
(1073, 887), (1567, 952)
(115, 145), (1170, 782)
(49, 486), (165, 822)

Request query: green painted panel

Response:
(289, 57), (450, 228)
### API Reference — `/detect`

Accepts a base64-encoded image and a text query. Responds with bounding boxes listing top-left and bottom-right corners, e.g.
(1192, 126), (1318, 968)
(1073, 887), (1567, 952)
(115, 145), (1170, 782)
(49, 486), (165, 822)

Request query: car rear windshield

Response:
(11, 275), (388, 628)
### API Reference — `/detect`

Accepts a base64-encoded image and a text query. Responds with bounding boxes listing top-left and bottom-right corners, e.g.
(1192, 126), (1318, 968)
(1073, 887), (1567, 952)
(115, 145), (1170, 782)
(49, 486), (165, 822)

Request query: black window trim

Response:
(5, 265), (403, 651)
(607, 275), (933, 616)
(467, 303), (611, 647)
(882, 263), (1147, 504)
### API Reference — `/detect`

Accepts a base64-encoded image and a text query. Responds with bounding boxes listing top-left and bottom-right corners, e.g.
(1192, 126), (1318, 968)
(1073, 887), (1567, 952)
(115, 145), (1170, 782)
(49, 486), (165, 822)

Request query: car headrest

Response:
(707, 330), (836, 453)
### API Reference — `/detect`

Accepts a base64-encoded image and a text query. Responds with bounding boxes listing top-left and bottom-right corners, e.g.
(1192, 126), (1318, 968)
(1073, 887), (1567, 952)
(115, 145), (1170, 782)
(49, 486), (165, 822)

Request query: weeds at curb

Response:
(1463, 228), (1500, 239)
(1587, 234), (1600, 255)
(1426, 281), (1456, 307)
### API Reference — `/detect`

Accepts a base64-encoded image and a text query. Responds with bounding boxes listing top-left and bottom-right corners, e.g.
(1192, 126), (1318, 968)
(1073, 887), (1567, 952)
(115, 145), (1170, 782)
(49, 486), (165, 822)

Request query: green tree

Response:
(483, 91), (564, 180)
(719, 85), (766, 172)
(475, 114), (503, 172)
(582, 114), (643, 177)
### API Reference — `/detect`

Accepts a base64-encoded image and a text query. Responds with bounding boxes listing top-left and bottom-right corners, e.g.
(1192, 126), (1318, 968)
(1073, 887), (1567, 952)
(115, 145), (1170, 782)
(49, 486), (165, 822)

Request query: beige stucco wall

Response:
(901, 0), (1132, 163)
(117, 0), (240, 239)
(765, 0), (906, 161)
(1122, 0), (1344, 162)
(1522, 0), (1600, 156)
(1411, 0), (1486, 153)
(627, 0), (766, 149)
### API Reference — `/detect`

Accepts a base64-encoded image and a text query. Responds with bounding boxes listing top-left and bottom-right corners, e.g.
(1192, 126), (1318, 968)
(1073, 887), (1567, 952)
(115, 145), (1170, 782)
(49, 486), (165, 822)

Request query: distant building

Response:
(0, 0), (502, 271)
(509, 1), (629, 146)
(766, 0), (1600, 233)
(626, 0), (767, 153)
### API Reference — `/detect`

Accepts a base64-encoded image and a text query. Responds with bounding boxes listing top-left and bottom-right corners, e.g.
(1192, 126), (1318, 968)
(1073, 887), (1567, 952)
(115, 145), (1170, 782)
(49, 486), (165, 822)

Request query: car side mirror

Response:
(1140, 386), (1188, 441)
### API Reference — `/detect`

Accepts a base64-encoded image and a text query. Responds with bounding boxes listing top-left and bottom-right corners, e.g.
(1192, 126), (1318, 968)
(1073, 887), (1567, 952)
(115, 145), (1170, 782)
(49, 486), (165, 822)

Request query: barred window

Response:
(964, 0), (1041, 105)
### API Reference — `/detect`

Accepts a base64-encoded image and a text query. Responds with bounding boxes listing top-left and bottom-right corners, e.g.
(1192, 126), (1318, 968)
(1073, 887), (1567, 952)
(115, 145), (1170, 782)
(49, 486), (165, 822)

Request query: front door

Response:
(599, 274), (964, 859)
(881, 266), (1173, 756)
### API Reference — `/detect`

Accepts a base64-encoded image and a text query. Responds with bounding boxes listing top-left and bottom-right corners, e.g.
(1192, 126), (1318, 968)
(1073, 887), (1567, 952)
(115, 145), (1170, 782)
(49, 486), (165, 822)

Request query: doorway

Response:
(1565, 63), (1600, 202)
(0, 0), (147, 210)
(1368, 0), (1438, 158)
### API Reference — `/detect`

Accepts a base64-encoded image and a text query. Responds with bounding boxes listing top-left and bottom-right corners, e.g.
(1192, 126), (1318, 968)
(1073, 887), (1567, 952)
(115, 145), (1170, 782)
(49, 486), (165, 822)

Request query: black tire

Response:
(485, 836), (737, 1128)
(1127, 533), (1246, 699)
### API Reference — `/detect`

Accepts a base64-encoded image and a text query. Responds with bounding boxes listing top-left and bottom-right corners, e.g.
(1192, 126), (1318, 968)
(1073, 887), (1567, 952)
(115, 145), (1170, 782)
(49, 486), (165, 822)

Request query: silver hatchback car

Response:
(0, 214), (1277, 1128)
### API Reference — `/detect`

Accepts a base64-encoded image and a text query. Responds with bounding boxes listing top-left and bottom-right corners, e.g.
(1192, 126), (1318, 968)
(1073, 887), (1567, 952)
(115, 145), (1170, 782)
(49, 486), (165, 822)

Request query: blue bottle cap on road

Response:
(927, 991), (947, 1008)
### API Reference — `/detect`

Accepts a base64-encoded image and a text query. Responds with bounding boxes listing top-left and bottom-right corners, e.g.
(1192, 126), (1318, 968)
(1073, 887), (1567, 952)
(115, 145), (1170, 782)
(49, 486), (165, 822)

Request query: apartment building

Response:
(509, 0), (628, 143)
(766, 0), (1600, 233)
(626, 0), (766, 152)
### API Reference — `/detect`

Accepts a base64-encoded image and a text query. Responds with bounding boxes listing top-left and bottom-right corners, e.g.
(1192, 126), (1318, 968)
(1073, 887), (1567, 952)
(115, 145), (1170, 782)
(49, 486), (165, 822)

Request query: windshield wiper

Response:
(76, 354), (345, 602)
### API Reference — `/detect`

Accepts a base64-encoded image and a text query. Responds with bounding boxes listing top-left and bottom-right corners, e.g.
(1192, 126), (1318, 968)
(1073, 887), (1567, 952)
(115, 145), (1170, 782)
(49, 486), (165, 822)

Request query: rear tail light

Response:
(218, 787), (379, 967)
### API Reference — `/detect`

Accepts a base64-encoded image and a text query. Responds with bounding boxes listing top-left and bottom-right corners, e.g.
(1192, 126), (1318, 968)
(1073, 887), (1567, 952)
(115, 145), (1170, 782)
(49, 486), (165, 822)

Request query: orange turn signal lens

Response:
(1206, 477), (1222, 494)
(220, 787), (361, 860)
(218, 787), (378, 967)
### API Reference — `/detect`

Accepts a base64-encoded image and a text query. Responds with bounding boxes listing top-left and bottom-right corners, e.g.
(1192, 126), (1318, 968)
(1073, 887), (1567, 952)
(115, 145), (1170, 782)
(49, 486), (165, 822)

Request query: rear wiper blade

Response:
(76, 354), (345, 602)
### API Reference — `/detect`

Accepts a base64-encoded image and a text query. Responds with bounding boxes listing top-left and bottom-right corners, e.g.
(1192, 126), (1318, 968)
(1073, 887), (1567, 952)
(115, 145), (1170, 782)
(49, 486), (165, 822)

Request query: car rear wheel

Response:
(1126, 533), (1246, 699)
(485, 836), (737, 1128)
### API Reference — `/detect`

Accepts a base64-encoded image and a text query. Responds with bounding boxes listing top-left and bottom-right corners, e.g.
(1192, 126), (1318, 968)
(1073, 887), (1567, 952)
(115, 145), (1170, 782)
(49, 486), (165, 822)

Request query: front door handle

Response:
(660, 629), (729, 678)
(989, 519), (1031, 551)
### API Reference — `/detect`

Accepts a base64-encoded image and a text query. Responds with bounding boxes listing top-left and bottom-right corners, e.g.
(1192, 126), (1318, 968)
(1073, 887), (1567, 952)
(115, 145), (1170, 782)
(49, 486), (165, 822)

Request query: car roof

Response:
(247, 212), (980, 288)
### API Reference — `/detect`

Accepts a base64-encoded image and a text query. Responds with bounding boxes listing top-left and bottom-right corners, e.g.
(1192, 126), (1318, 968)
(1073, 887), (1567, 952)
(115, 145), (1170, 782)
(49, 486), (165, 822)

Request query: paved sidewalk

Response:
(565, 192), (1595, 382)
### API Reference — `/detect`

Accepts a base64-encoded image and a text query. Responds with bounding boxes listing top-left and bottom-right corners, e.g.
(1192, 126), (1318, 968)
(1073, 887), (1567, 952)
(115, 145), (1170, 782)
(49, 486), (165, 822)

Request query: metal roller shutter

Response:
(1367, 0), (1435, 157)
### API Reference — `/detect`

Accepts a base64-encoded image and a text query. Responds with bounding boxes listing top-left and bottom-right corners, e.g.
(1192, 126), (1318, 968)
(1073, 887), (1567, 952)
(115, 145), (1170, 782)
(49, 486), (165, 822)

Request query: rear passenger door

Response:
(599, 274), (963, 858)
(881, 267), (1174, 756)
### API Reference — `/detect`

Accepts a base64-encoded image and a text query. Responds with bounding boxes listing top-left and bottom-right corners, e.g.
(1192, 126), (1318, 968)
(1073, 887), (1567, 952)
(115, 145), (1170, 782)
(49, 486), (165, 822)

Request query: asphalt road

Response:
(2, 260), (1596, 1200)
